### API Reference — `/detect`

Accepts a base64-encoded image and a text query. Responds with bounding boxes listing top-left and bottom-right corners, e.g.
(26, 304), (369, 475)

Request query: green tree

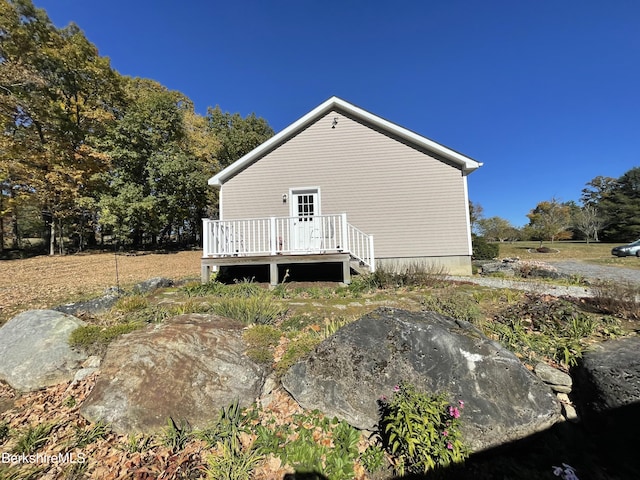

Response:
(598, 167), (640, 242)
(0, 0), (121, 254)
(207, 106), (274, 170)
(98, 78), (215, 246)
(476, 216), (517, 242)
(526, 198), (572, 244)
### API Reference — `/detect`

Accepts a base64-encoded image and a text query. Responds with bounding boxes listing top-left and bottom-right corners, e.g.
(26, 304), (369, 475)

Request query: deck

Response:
(201, 214), (374, 285)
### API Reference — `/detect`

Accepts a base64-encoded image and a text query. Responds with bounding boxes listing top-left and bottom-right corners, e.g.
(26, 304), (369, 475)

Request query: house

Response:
(202, 96), (482, 285)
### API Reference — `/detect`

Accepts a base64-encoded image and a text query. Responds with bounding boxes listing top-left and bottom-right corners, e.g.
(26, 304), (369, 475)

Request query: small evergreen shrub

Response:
(472, 235), (499, 260)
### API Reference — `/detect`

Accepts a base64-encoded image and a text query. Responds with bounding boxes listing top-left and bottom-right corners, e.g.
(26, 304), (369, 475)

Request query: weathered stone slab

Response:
(282, 307), (561, 452)
(0, 310), (87, 391)
(80, 314), (265, 434)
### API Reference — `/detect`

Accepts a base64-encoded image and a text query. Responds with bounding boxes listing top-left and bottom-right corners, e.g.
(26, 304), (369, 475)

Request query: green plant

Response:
(472, 235), (499, 260)
(276, 332), (321, 376)
(372, 263), (449, 289)
(68, 322), (143, 355)
(63, 396), (76, 408)
(205, 440), (264, 480)
(361, 443), (386, 474)
(121, 433), (156, 453)
(212, 293), (287, 325)
(13, 423), (53, 454)
(114, 294), (149, 312)
(162, 417), (192, 452)
(379, 383), (468, 475)
(0, 465), (46, 480)
(196, 399), (254, 453)
(591, 280), (640, 319)
(243, 325), (282, 364)
(68, 421), (110, 448)
(0, 422), (9, 443)
(422, 292), (481, 323)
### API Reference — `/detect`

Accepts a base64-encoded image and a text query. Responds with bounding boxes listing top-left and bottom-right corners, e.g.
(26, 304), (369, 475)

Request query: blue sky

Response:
(35, 0), (640, 227)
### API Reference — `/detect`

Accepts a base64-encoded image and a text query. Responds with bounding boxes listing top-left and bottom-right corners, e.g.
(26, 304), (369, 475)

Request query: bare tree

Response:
(573, 205), (606, 243)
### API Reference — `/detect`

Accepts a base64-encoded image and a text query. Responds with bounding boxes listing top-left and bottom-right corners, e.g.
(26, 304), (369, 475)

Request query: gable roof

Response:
(208, 96), (483, 186)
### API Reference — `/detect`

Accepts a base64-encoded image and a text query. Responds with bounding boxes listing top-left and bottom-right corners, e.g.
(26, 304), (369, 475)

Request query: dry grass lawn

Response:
(0, 250), (202, 324)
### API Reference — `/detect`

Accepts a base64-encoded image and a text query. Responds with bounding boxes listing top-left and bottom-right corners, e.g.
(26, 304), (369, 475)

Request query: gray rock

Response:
(535, 362), (572, 389)
(133, 277), (174, 294)
(0, 310), (87, 391)
(574, 336), (640, 415)
(80, 313), (265, 434)
(281, 307), (561, 452)
(54, 293), (120, 315)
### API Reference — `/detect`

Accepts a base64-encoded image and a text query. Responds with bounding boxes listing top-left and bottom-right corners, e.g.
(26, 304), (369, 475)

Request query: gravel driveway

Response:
(546, 260), (640, 284)
(450, 261), (640, 298)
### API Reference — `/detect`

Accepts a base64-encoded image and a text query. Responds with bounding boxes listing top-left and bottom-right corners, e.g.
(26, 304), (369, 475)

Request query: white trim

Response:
(208, 97), (483, 187)
(462, 175), (473, 255)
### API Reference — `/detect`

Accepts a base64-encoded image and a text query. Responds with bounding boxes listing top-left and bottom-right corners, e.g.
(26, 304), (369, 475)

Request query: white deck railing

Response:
(202, 213), (375, 272)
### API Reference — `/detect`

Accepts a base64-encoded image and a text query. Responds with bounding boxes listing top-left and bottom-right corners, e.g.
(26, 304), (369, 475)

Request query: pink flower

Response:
(448, 406), (460, 419)
(458, 400), (465, 409)
(442, 430), (448, 436)
(447, 442), (453, 450)
(392, 385), (400, 392)
(380, 395), (387, 401)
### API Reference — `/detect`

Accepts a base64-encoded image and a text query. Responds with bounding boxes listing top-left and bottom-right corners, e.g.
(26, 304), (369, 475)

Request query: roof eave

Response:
(207, 96), (482, 186)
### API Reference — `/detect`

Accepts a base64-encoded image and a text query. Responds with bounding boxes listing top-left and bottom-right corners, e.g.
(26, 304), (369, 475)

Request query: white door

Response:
(291, 189), (321, 252)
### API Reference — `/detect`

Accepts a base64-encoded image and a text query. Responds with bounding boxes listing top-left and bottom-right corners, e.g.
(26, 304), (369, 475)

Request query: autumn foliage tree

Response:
(526, 198), (573, 245)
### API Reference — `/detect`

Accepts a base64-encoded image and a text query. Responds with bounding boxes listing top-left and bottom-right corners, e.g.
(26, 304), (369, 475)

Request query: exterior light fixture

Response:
(332, 117), (338, 128)
(282, 193), (288, 203)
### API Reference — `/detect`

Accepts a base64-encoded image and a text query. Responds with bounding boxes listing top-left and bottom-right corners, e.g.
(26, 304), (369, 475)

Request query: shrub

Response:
(591, 280), (640, 319)
(379, 383), (468, 475)
(472, 235), (498, 260)
(485, 294), (622, 367)
(371, 263), (449, 289)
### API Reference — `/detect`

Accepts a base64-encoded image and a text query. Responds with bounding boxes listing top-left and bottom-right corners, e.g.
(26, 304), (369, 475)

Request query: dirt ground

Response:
(0, 250), (202, 324)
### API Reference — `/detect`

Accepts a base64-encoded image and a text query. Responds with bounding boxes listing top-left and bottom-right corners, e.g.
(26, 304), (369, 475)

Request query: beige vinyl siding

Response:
(221, 110), (471, 258)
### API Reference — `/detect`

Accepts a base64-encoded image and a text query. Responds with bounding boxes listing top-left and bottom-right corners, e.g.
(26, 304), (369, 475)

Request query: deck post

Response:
(201, 263), (211, 284)
(269, 217), (277, 255)
(341, 213), (349, 252)
(269, 261), (279, 286)
(202, 218), (210, 256)
(368, 234), (375, 272)
(342, 257), (351, 285)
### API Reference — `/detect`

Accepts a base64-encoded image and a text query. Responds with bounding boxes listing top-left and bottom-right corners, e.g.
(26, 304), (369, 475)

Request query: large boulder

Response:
(573, 336), (640, 416)
(0, 310), (87, 391)
(572, 336), (640, 467)
(80, 314), (266, 434)
(282, 307), (561, 452)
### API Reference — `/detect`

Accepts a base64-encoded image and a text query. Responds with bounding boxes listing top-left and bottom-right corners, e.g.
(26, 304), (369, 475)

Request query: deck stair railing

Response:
(202, 213), (375, 272)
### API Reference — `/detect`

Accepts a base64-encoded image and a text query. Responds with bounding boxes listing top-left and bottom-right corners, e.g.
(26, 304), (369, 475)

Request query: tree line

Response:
(472, 166), (640, 244)
(0, 0), (274, 256)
